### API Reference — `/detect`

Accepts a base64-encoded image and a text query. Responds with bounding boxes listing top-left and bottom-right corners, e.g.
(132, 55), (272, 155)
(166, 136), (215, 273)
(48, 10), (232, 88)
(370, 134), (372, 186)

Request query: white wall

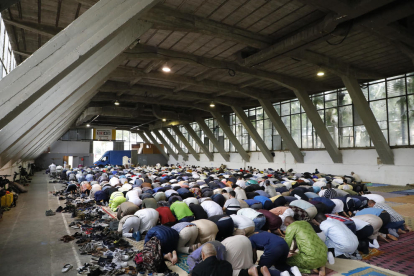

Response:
(168, 148), (414, 186)
(50, 141), (90, 154)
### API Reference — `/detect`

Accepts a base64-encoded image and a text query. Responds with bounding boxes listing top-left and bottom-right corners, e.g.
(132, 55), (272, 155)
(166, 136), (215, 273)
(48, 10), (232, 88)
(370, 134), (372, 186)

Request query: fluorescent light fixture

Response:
(162, 62), (171, 73)
(162, 118), (167, 122)
(210, 102), (215, 107)
(86, 124), (90, 127)
(317, 69), (325, 76)
(114, 100), (120, 106)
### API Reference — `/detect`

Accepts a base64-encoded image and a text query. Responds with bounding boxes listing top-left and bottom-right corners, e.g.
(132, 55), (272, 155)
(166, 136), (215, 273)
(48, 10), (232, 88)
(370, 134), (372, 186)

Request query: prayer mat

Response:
(390, 204), (414, 217)
(368, 185), (411, 193)
(342, 266), (397, 276)
(361, 232), (414, 275)
(128, 239), (144, 251)
(303, 268), (336, 276)
(391, 189), (414, 195)
(175, 252), (189, 273)
(374, 191), (406, 199)
(368, 183), (389, 187)
(384, 195), (414, 204)
(360, 248), (384, 261)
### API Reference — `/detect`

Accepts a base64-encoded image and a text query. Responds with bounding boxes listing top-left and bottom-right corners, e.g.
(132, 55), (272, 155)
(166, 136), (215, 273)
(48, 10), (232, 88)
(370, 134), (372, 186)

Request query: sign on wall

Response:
(95, 129), (113, 141)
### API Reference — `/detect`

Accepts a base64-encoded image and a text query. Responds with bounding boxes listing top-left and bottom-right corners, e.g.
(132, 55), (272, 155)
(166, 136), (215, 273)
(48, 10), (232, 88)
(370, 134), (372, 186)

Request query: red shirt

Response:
(156, 206), (176, 225)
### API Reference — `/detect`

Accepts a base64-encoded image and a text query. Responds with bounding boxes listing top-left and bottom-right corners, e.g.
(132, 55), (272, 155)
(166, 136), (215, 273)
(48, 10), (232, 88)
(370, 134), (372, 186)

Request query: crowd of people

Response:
(52, 163), (411, 276)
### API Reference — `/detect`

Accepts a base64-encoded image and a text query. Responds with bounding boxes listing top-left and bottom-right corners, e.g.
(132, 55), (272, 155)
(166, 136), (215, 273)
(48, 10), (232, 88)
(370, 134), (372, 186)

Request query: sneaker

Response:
(45, 210), (56, 216)
(327, 252), (335, 264)
(280, 272), (290, 276)
(290, 266), (302, 276)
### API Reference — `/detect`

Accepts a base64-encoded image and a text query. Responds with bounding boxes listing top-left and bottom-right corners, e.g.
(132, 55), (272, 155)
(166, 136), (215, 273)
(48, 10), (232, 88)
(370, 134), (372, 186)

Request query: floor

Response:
(0, 173), (411, 276)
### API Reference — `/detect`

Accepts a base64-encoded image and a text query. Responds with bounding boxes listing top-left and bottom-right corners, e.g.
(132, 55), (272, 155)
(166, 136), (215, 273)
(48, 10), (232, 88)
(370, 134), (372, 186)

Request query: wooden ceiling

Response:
(2, 0), (414, 128)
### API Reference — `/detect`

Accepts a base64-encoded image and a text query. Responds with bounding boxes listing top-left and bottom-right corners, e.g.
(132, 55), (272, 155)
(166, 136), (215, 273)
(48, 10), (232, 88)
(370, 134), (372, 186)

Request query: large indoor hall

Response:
(0, 0), (414, 276)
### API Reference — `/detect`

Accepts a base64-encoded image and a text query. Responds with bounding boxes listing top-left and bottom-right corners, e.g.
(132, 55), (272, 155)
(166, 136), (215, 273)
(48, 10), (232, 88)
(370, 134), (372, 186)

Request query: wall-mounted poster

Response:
(94, 129), (114, 141)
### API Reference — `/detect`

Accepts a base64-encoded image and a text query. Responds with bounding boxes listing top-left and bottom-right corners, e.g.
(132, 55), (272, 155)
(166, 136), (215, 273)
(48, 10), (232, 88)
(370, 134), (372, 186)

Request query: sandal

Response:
(62, 264), (73, 273)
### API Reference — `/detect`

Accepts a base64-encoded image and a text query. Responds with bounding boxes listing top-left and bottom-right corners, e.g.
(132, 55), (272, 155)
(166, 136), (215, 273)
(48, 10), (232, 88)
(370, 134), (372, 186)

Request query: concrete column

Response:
(0, 0), (160, 130)
(210, 110), (250, 162)
(0, 54), (124, 159)
(195, 118), (230, 162)
(137, 131), (151, 144)
(152, 130), (179, 160)
(183, 124), (214, 161)
(161, 128), (189, 161)
(342, 76), (394, 164)
(293, 89), (343, 163)
(143, 130), (169, 160)
(259, 99), (304, 163)
(171, 126), (200, 161)
(231, 106), (274, 162)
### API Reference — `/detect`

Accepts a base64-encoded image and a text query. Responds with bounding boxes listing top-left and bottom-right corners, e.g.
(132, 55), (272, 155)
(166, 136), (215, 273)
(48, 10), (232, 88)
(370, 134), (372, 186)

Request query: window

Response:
(0, 14), (17, 78)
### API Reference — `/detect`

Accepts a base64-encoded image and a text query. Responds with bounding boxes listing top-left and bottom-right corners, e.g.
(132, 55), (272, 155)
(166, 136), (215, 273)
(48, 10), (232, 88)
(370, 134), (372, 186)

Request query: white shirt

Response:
(320, 218), (359, 253)
(201, 201), (223, 217)
(135, 209), (159, 234)
(353, 174), (362, 182)
(56, 165), (63, 172)
(331, 199), (344, 213)
(236, 180), (246, 188)
(237, 208), (262, 220)
(49, 164), (56, 172)
(350, 218), (370, 231)
(126, 190), (142, 206)
(110, 177), (120, 186)
(230, 214), (255, 229)
(183, 197), (199, 206)
(234, 187), (247, 200)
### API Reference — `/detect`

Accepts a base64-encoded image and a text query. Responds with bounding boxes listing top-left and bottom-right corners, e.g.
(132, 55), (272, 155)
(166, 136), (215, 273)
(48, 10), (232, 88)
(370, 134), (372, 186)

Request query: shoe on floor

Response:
(45, 210), (56, 216)
(327, 252), (335, 264)
(290, 266), (302, 276)
(280, 272), (290, 276)
(62, 264), (73, 273)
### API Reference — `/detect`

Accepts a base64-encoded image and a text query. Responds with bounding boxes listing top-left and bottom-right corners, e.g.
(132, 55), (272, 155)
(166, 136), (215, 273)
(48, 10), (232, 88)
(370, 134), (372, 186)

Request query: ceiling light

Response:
(162, 118), (167, 122)
(86, 124), (90, 127)
(162, 62), (171, 73)
(210, 102), (215, 107)
(317, 69), (325, 77)
(114, 100), (120, 106)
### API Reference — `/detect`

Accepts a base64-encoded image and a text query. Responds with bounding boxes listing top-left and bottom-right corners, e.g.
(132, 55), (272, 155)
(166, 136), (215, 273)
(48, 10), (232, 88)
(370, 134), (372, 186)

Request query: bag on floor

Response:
(0, 193), (14, 208)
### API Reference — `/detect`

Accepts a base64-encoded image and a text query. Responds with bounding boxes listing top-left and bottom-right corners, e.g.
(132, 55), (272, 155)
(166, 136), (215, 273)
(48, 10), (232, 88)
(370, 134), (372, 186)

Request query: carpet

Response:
(342, 266), (397, 276)
(384, 195), (414, 204)
(175, 252), (189, 273)
(374, 191), (406, 199)
(391, 189), (414, 195)
(391, 204), (414, 217)
(368, 186), (411, 193)
(360, 248), (384, 261)
(362, 232), (414, 275)
(367, 183), (390, 187)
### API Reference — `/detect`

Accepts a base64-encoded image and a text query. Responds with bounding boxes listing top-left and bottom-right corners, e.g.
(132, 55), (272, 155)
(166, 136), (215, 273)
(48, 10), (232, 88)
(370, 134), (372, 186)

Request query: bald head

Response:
(201, 243), (217, 260)
(284, 216), (295, 227)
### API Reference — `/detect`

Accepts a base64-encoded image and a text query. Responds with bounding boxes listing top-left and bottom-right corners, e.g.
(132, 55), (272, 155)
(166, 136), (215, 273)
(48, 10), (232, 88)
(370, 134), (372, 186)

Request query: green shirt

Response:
(170, 201), (194, 221)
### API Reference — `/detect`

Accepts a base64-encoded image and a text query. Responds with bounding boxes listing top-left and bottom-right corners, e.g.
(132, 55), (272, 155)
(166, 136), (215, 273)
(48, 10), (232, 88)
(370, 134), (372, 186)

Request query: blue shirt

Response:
(254, 196), (271, 206)
(171, 222), (195, 233)
(249, 232), (289, 254)
(356, 208), (384, 217)
(244, 199), (260, 207)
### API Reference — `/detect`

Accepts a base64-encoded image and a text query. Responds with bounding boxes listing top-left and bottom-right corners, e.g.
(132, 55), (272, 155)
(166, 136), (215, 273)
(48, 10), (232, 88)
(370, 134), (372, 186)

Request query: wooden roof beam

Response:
(125, 45), (333, 92)
(142, 6), (272, 49)
(2, 18), (63, 37)
(110, 66), (294, 100)
(292, 50), (385, 79)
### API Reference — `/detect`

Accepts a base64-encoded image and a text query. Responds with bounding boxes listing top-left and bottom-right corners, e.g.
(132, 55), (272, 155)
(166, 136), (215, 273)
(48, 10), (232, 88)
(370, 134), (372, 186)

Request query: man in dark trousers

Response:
(191, 243), (232, 276)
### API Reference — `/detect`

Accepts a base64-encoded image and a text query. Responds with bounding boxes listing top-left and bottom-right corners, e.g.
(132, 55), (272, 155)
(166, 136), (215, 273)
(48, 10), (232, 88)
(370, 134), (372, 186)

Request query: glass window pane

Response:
(340, 127), (354, 148)
(354, 126), (370, 147)
(387, 78), (406, 98)
(339, 105), (353, 127)
(291, 114), (301, 146)
(313, 95), (324, 110)
(291, 100), (300, 114)
(338, 90), (352, 105)
(325, 108), (338, 145)
(408, 76), (414, 95)
(369, 81), (386, 100)
(388, 97), (408, 145)
(281, 102), (290, 116)
(325, 93), (337, 108)
(370, 100), (388, 142)
(408, 95), (414, 145)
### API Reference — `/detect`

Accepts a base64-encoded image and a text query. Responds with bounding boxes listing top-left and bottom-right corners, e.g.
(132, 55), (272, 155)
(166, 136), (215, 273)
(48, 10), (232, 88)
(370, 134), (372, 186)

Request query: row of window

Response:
(0, 14), (16, 80)
(151, 73), (414, 154)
